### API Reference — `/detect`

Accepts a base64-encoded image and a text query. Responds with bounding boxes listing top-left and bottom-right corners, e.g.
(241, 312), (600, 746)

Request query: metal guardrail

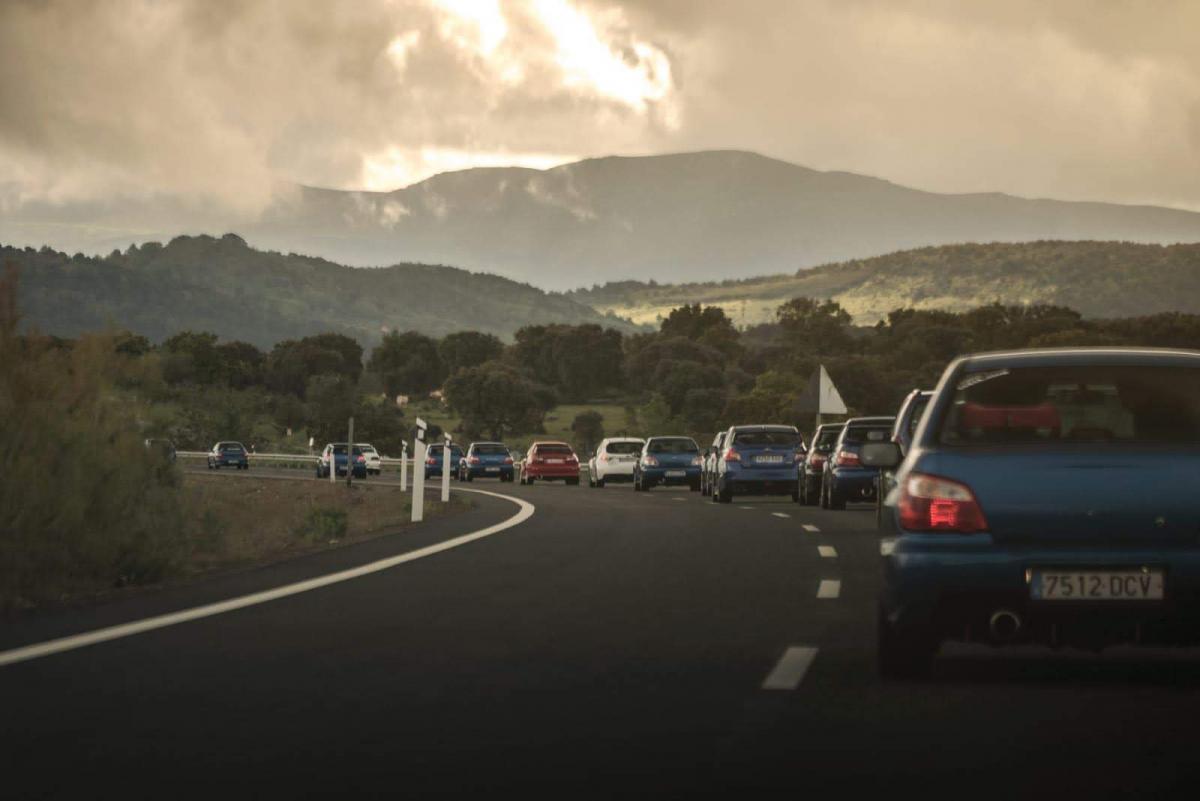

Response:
(177, 452), (589, 472)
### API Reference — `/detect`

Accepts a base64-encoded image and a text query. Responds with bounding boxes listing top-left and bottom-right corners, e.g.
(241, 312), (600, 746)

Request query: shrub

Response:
(296, 507), (348, 542)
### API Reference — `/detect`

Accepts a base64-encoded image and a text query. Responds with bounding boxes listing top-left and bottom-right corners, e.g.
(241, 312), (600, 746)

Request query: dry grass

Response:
(180, 474), (471, 575)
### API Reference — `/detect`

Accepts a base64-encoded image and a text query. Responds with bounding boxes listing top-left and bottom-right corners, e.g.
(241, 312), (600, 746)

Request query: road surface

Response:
(3, 469), (1200, 798)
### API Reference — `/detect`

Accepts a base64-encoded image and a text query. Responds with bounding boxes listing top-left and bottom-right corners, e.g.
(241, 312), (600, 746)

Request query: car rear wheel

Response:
(717, 481), (732, 504)
(877, 605), (937, 680)
(596, 476), (605, 488)
(828, 483), (846, 511)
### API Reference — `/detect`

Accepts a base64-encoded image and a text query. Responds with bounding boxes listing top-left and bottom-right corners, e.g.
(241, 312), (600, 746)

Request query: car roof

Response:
(469, 441), (506, 446)
(532, 440), (571, 447)
(646, 435), (697, 440)
(728, 424), (799, 432)
(601, 437), (644, 442)
(843, 416), (895, 426)
(957, 347), (1200, 371)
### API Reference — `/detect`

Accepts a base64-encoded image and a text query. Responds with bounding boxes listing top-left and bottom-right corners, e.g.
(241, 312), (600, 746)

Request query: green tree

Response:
(570, 410), (605, 453)
(776, 297), (853, 357)
(368, 331), (444, 398)
(443, 361), (557, 440)
(439, 331), (503, 374)
(660, 304), (742, 356)
(512, 324), (624, 402)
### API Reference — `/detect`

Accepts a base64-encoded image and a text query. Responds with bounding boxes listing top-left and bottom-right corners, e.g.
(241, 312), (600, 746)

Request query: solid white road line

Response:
(880, 539), (896, 556)
(772, 512), (791, 519)
(818, 545), (838, 558)
(0, 487), (535, 669)
(817, 579), (841, 599)
(762, 646), (819, 690)
(802, 524), (819, 532)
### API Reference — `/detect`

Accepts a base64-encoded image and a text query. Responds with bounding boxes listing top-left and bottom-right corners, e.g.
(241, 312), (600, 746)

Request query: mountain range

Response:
(5, 150), (1200, 291)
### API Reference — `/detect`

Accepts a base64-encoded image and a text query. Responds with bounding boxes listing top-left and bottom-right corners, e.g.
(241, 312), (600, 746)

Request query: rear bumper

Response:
(720, 467), (797, 494)
(643, 466), (700, 485)
(596, 462), (637, 480)
(525, 465), (579, 479)
(466, 464), (514, 478)
(883, 535), (1200, 645)
(829, 469), (877, 499)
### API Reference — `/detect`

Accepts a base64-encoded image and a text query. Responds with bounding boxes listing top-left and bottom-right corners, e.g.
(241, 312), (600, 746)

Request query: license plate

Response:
(1030, 569), (1164, 601)
(547, 459), (564, 464)
(756, 455), (784, 464)
(485, 467), (500, 473)
(666, 470), (686, 477)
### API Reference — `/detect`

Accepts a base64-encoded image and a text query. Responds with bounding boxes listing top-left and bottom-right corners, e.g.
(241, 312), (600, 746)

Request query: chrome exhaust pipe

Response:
(988, 609), (1022, 642)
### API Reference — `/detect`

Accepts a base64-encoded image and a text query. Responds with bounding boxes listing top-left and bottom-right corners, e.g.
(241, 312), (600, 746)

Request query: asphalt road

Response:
(4, 469), (1200, 799)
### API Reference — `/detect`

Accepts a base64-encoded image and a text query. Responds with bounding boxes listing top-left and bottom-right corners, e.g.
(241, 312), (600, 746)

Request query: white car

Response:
(587, 437), (645, 487)
(356, 443), (382, 475)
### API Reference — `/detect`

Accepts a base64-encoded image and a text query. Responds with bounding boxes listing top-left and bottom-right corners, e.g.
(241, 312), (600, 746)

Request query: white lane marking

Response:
(802, 524), (819, 532)
(739, 506), (754, 510)
(880, 539), (896, 556)
(817, 579), (841, 599)
(672, 497), (687, 502)
(772, 512), (791, 519)
(818, 545), (838, 558)
(0, 487), (534, 669)
(762, 646), (819, 690)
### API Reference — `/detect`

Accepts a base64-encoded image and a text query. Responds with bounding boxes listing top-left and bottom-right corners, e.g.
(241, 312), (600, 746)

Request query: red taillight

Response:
(425, 457), (436, 465)
(356, 455), (365, 463)
(643, 455), (659, 467)
(567, 455), (578, 463)
(835, 449), (860, 467)
(898, 473), (988, 533)
(503, 456), (513, 464)
(470, 456), (481, 464)
(810, 454), (827, 467)
(723, 448), (740, 462)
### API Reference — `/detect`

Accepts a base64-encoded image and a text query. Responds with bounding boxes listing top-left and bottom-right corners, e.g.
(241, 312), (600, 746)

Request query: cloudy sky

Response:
(2, 0), (1198, 215)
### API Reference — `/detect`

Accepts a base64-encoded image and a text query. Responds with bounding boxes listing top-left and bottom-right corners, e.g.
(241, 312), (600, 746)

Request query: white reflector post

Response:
(441, 434), (451, 503)
(399, 442), (408, 492)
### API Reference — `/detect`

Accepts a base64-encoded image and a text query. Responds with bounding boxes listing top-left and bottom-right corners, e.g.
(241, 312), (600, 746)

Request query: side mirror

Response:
(860, 442), (903, 469)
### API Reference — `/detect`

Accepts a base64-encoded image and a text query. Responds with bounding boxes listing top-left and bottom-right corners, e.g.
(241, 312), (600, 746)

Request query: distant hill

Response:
(5, 150), (1200, 291)
(3, 234), (638, 347)
(565, 241), (1200, 325)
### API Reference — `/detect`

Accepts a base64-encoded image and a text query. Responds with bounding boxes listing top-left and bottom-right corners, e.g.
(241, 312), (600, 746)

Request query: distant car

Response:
(796, 423), (843, 505)
(207, 441), (248, 470)
(458, 441), (515, 482)
(587, 437), (644, 487)
(316, 442), (367, 479)
(356, 443), (383, 476)
(700, 431), (726, 496)
(520, 441), (580, 485)
(820, 417), (894, 509)
(424, 443), (464, 480)
(876, 390), (934, 526)
(144, 438), (177, 464)
(712, 425), (804, 504)
(866, 347), (1200, 678)
(634, 436), (702, 492)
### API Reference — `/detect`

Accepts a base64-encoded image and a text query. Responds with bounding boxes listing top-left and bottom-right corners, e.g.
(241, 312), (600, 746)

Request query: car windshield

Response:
(331, 445), (363, 455)
(220, 444), (244, 452)
(732, 430), (800, 447)
(606, 441), (643, 455)
(939, 365), (1200, 445)
(648, 438), (699, 453)
(474, 444), (509, 455)
(841, 426), (892, 445)
(536, 444), (573, 455)
(428, 445), (460, 456)
(814, 428), (843, 451)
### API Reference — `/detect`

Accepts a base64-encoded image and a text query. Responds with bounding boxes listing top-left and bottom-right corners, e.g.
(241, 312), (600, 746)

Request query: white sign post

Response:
(441, 433), (452, 503)
(411, 418), (427, 522)
(399, 442), (408, 492)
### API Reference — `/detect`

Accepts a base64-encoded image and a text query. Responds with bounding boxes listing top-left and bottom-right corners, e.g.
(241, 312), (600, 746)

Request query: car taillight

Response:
(425, 457), (436, 465)
(810, 454), (826, 467)
(356, 455), (365, 463)
(723, 448), (740, 462)
(598, 453), (608, 462)
(690, 455), (702, 466)
(567, 455), (578, 463)
(643, 455), (659, 467)
(835, 450), (860, 467)
(470, 456), (481, 464)
(503, 456), (513, 464)
(898, 473), (988, 533)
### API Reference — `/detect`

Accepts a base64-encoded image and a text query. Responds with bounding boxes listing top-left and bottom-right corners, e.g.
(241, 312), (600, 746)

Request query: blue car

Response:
(458, 441), (515, 482)
(713, 425), (805, 504)
(316, 442), (367, 479)
(819, 416), (894, 510)
(865, 347), (1200, 678)
(424, 443), (464, 480)
(876, 390), (934, 525)
(634, 437), (702, 491)
(207, 441), (249, 470)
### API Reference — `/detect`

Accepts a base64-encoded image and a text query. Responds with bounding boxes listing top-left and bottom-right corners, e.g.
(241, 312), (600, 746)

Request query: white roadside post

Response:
(441, 432), (452, 503)
(399, 442), (408, 492)
(328, 439), (336, 485)
(412, 418), (427, 523)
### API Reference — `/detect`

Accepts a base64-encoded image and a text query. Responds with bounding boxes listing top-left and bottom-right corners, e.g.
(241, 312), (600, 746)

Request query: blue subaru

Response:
(424, 443), (464, 480)
(819, 417), (894, 510)
(458, 441), (515, 482)
(865, 348), (1200, 678)
(713, 425), (805, 504)
(634, 437), (702, 491)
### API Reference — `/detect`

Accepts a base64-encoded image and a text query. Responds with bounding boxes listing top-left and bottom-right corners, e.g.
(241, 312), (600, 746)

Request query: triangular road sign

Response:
(796, 364), (848, 415)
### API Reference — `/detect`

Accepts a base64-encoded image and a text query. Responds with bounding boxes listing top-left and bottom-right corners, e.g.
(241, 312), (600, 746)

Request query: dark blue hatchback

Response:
(458, 441), (515, 482)
(866, 348), (1200, 678)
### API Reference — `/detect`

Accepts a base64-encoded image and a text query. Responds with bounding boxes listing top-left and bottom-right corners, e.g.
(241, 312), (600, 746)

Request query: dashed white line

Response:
(772, 512), (791, 519)
(817, 579), (841, 599)
(818, 545), (838, 558)
(880, 539), (896, 556)
(0, 487), (535, 669)
(802, 524), (819, 533)
(739, 506), (754, 510)
(671, 497), (687, 502)
(761, 646), (819, 690)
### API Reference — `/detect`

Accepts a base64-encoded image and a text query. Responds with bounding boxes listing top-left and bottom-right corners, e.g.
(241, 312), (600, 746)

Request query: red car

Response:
(519, 441), (581, 485)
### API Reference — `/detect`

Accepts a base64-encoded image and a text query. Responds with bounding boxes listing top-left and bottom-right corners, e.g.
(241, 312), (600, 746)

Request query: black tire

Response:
(596, 476), (605, 488)
(829, 483), (846, 511)
(877, 605), (937, 680)
(466, 472), (474, 482)
(819, 479), (829, 509)
(717, 482), (733, 504)
(633, 473), (643, 491)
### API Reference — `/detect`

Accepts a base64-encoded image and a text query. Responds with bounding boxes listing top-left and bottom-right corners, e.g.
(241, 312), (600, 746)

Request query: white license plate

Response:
(485, 467), (500, 472)
(1031, 569), (1164, 601)
(756, 455), (784, 464)
(666, 469), (686, 477)
(547, 459), (564, 464)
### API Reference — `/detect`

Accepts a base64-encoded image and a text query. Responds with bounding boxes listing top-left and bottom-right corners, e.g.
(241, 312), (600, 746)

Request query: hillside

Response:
(3, 234), (637, 346)
(5, 151), (1200, 291)
(565, 241), (1200, 325)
